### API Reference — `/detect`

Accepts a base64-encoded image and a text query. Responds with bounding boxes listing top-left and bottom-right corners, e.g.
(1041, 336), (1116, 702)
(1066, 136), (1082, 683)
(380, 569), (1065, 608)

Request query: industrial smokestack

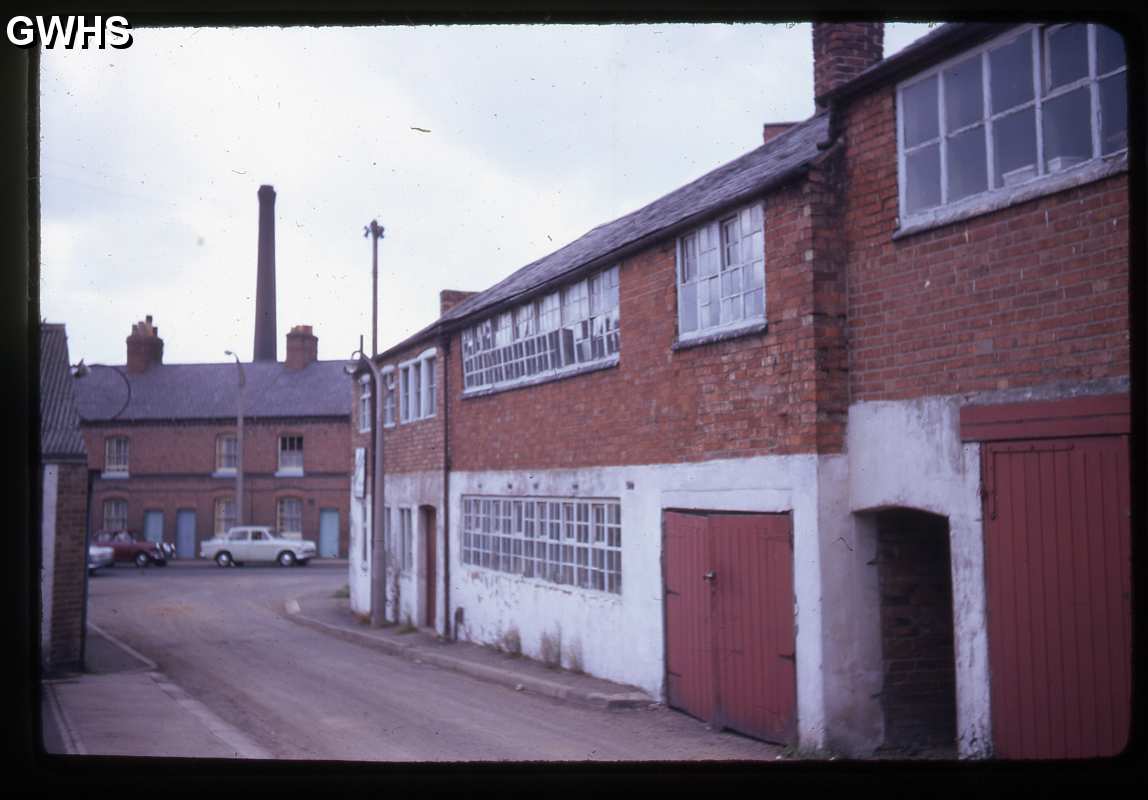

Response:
(253, 184), (278, 362)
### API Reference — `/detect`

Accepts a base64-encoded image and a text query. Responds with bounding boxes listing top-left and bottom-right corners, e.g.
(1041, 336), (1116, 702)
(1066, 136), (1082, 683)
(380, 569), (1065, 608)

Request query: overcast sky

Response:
(39, 21), (936, 367)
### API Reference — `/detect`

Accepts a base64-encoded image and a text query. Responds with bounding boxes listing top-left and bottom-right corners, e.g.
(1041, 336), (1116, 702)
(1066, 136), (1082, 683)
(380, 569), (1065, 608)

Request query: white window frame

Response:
(358, 375), (372, 433)
(896, 23), (1127, 229)
(104, 436), (130, 476)
(461, 265), (620, 394)
(102, 498), (128, 532)
(460, 495), (622, 595)
(214, 434), (237, 474)
(399, 507), (413, 572)
(277, 434), (304, 476)
(675, 202), (766, 343)
(381, 366), (396, 427)
(277, 496), (303, 536)
(214, 497), (237, 534)
(398, 348), (437, 424)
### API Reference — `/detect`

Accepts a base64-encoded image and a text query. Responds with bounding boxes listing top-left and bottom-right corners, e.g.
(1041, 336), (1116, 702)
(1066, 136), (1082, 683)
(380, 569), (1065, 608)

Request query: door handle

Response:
(703, 570), (717, 583)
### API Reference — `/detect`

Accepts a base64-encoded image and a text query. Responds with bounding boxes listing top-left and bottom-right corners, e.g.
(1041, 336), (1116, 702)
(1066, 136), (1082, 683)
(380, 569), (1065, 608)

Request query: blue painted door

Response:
(319, 509), (339, 558)
(177, 510), (197, 559)
(144, 510), (164, 542)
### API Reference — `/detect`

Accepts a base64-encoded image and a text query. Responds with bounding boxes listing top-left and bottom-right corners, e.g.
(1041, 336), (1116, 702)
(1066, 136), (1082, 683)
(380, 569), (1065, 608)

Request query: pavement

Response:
(39, 575), (651, 760)
(282, 589), (653, 711)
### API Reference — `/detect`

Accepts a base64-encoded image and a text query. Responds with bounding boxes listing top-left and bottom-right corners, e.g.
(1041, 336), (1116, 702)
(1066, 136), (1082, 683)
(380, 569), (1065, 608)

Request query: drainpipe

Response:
(439, 333), (452, 639)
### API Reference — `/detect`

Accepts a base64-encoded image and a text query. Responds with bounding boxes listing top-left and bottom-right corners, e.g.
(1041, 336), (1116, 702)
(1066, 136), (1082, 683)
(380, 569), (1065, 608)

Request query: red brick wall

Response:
(841, 88), (1130, 402)
(82, 418), (351, 554)
(47, 461), (88, 669)
(876, 509), (957, 748)
(354, 344), (446, 475)
(83, 419), (351, 476)
(447, 180), (838, 472)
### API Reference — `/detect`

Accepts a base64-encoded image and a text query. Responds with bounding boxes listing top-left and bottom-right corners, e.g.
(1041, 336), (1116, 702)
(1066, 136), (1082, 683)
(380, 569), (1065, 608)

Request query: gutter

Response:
(439, 333), (452, 640)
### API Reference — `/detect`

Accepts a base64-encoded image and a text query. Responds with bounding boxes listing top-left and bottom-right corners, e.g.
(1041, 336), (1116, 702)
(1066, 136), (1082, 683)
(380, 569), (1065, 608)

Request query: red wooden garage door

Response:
(664, 511), (796, 744)
(983, 435), (1131, 758)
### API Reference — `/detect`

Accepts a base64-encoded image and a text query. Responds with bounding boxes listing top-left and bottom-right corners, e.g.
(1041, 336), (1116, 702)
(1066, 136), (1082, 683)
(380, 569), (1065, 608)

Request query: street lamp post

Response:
(347, 348), (387, 627)
(224, 351), (246, 527)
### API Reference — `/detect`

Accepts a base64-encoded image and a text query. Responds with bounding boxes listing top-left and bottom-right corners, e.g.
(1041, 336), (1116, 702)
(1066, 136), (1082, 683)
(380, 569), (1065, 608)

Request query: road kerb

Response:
(283, 595), (652, 712)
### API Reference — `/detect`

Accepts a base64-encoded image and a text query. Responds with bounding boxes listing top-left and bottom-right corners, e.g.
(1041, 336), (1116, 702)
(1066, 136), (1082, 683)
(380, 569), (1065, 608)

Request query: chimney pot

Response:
(285, 324), (318, 370)
(125, 315), (164, 374)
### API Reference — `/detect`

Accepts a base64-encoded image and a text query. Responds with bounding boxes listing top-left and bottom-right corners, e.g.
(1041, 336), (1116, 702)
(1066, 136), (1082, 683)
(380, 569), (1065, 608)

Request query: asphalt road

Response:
(87, 560), (783, 762)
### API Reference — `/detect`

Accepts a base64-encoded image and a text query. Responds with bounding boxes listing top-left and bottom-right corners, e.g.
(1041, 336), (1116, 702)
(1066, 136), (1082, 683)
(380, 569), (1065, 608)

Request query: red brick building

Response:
(349, 22), (1130, 758)
(39, 323), (90, 674)
(74, 317), (352, 559)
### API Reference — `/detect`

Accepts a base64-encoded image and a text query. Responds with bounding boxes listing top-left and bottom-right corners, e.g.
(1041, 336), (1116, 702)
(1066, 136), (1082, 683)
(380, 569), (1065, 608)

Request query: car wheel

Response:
(215, 551), (233, 567)
(278, 551), (297, 567)
(135, 552), (150, 568)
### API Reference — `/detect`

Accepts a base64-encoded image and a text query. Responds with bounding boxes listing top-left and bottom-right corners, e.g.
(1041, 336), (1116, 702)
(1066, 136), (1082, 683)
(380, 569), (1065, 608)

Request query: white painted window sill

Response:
(101, 471), (129, 480)
(673, 320), (768, 351)
(274, 468), (305, 478)
(462, 355), (619, 399)
(894, 152), (1128, 241)
(212, 469), (237, 479)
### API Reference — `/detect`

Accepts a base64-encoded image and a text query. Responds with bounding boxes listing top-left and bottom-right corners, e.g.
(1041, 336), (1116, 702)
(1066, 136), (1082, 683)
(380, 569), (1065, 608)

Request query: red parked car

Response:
(93, 530), (174, 567)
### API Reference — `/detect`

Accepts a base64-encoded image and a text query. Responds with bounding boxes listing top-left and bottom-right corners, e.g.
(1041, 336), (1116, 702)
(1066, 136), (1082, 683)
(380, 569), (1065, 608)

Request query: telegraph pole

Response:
(364, 220), (384, 357)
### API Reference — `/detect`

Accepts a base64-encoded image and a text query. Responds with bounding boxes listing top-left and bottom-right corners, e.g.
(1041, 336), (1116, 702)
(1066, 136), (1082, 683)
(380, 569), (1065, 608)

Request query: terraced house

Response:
(74, 187), (354, 560)
(349, 22), (1130, 759)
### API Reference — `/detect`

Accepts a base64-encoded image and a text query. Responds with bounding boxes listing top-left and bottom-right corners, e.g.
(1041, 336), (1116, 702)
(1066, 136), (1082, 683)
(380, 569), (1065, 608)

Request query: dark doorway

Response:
(420, 505), (437, 629)
(873, 508), (957, 750)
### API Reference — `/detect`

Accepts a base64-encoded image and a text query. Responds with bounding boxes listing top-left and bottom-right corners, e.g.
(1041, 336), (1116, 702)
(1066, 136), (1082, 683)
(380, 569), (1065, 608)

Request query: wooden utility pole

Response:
(364, 220), (384, 357)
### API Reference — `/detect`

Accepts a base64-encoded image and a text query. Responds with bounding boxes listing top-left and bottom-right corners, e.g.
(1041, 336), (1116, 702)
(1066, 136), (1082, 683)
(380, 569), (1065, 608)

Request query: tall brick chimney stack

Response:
(125, 315), (164, 374)
(440, 289), (478, 316)
(253, 184), (278, 362)
(285, 325), (318, 370)
(812, 23), (884, 107)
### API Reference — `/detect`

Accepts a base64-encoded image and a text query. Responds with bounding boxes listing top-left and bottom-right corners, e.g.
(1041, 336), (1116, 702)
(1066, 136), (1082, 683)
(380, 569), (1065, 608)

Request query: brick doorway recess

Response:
(871, 508), (957, 751)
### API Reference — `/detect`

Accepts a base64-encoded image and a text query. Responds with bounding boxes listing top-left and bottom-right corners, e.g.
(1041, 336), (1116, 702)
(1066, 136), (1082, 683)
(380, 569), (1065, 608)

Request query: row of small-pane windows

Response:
(460, 496), (622, 594)
(461, 265), (620, 391)
(677, 202), (765, 338)
(900, 24), (1126, 217)
(216, 435), (237, 470)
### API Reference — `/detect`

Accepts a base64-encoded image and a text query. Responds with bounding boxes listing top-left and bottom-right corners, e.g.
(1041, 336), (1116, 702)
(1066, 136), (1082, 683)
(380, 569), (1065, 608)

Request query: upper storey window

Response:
(461, 265), (620, 393)
(898, 24), (1126, 224)
(399, 350), (436, 423)
(104, 436), (130, 476)
(676, 201), (765, 341)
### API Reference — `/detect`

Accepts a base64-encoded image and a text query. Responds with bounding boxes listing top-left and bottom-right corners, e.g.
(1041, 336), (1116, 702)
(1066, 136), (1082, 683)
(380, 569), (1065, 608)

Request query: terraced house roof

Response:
(72, 359), (352, 422)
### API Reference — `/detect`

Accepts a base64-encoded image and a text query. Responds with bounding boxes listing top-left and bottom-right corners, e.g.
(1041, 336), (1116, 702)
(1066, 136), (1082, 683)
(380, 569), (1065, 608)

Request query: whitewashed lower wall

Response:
(449, 454), (830, 749)
(847, 395), (991, 759)
(348, 470), (444, 631)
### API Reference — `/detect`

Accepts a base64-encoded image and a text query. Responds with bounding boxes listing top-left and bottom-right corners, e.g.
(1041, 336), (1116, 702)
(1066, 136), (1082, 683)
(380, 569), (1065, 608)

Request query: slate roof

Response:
(72, 359), (352, 422)
(380, 110), (832, 358)
(39, 324), (87, 459)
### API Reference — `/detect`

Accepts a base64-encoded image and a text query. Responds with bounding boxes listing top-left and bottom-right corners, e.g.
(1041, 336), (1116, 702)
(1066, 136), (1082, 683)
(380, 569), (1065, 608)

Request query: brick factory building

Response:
(347, 21), (1129, 758)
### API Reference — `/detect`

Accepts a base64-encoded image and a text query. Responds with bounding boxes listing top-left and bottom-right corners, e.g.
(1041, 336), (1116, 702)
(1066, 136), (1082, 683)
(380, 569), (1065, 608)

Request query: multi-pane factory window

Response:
(460, 265), (620, 393)
(461, 496), (622, 594)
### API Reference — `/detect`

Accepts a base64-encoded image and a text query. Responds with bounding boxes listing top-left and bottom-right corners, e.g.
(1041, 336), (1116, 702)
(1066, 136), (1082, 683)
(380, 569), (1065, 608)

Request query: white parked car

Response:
(199, 526), (316, 567)
(88, 544), (115, 574)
